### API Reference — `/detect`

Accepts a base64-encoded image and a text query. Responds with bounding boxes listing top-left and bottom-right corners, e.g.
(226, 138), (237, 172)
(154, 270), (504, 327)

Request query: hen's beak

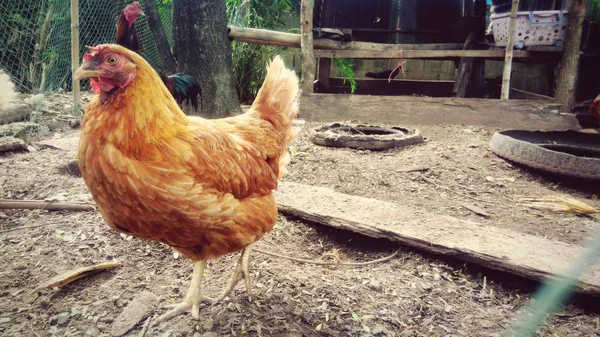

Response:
(73, 63), (101, 81)
(139, 10), (146, 16)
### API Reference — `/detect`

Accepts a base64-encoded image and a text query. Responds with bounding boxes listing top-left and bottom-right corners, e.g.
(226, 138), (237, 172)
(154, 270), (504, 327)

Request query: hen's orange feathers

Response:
(78, 44), (299, 261)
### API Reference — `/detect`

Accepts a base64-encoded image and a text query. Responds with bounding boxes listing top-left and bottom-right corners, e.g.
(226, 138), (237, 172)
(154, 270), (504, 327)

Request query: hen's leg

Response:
(155, 260), (213, 323)
(212, 243), (254, 304)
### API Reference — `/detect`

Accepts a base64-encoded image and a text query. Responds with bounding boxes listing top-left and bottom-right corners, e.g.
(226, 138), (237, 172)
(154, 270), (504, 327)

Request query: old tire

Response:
(311, 123), (425, 151)
(489, 130), (600, 181)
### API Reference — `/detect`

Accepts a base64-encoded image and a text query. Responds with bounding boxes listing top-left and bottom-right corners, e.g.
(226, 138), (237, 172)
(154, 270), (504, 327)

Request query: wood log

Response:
(500, 0), (520, 100)
(0, 103), (31, 125)
(299, 93), (580, 131)
(227, 25), (464, 51)
(274, 182), (600, 295)
(300, 0), (316, 93)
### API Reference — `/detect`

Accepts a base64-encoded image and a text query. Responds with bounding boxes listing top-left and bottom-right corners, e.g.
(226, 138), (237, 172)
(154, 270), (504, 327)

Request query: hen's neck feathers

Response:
(86, 54), (190, 147)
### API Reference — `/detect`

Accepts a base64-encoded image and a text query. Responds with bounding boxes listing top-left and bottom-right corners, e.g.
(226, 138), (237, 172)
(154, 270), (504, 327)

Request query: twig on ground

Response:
(29, 321), (41, 337)
(396, 166), (430, 173)
(254, 248), (399, 266)
(0, 199), (95, 212)
(418, 176), (487, 203)
(0, 222), (62, 234)
(139, 315), (153, 337)
(31, 261), (122, 293)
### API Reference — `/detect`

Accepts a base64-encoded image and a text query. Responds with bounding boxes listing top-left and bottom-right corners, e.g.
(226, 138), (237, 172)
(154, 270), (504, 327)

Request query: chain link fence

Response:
(0, 0), (173, 94)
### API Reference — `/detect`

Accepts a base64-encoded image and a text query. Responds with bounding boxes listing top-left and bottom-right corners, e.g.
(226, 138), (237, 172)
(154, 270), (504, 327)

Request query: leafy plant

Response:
(226, 0), (296, 103)
(591, 0), (600, 22)
(332, 58), (356, 94)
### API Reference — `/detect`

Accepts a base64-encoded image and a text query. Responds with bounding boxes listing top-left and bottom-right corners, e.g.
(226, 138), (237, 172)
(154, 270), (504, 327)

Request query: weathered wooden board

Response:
(299, 94), (581, 131)
(314, 49), (562, 60)
(274, 181), (600, 295)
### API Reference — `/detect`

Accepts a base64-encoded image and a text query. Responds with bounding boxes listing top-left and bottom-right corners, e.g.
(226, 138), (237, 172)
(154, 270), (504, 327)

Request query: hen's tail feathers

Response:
(0, 70), (18, 111)
(168, 73), (202, 112)
(250, 56), (300, 178)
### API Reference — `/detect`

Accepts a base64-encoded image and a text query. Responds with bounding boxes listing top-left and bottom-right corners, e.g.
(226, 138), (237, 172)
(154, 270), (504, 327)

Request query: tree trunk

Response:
(142, 0), (177, 74)
(173, 0), (241, 117)
(555, 0), (587, 112)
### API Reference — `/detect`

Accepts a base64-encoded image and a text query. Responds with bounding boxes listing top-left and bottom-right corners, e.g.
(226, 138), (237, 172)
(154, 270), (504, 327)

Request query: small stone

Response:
(202, 318), (214, 331)
(0, 122), (45, 139)
(193, 333), (201, 337)
(0, 137), (27, 153)
(70, 307), (81, 318)
(372, 324), (387, 335)
(85, 327), (101, 337)
(55, 312), (70, 325)
(367, 280), (382, 291)
(201, 332), (218, 337)
(0, 317), (10, 323)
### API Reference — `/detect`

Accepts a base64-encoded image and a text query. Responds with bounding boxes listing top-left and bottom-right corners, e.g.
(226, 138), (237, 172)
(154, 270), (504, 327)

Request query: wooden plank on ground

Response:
(274, 181), (600, 295)
(299, 94), (581, 131)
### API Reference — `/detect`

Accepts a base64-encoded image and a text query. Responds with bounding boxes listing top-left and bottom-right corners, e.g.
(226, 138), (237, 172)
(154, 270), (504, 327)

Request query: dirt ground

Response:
(1, 94), (599, 337)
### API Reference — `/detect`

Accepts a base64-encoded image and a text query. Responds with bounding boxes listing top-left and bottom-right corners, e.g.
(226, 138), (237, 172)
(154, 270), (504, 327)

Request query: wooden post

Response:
(471, 0), (487, 98)
(300, 0), (316, 93)
(318, 58), (331, 92)
(70, 0), (80, 113)
(555, 0), (587, 112)
(500, 0), (520, 100)
(453, 32), (476, 97)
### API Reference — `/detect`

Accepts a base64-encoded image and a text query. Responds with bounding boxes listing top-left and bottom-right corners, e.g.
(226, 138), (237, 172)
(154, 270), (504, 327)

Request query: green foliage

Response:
(591, 0), (600, 22)
(332, 58), (356, 94)
(226, 0), (295, 103)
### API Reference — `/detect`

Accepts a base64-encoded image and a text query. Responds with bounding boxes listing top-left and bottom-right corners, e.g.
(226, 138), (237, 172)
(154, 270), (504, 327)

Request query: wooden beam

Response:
(275, 182), (600, 295)
(501, 0), (520, 100)
(317, 58), (331, 92)
(313, 49), (561, 59)
(301, 0), (316, 93)
(228, 25), (464, 51)
(299, 93), (581, 131)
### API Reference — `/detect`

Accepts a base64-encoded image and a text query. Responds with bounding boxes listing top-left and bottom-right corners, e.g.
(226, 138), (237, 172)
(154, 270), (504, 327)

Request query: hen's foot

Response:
(155, 260), (211, 323)
(212, 244), (254, 304)
(155, 294), (214, 323)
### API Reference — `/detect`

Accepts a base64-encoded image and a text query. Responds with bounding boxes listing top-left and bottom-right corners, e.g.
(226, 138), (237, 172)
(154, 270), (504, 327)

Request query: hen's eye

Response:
(106, 56), (118, 65)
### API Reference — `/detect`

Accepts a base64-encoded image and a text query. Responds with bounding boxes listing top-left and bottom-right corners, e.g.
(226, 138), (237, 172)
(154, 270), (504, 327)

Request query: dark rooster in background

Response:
(115, 1), (201, 112)
(588, 95), (600, 125)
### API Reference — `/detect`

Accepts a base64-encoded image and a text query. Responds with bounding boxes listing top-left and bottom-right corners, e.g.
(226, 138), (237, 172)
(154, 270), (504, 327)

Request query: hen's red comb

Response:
(82, 45), (108, 62)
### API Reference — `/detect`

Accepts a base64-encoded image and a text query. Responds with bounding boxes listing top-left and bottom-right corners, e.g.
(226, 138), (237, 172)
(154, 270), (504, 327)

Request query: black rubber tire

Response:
(489, 130), (600, 181)
(311, 123), (425, 151)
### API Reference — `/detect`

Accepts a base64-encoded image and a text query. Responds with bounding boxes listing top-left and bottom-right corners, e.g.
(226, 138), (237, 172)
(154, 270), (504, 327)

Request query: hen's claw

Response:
(154, 260), (209, 323)
(212, 244), (254, 304)
(156, 295), (213, 322)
